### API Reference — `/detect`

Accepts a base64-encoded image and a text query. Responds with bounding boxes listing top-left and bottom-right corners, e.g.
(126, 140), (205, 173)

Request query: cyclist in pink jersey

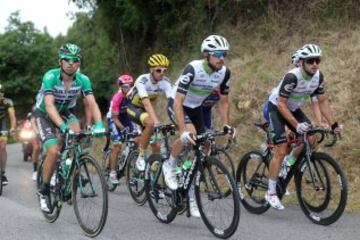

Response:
(106, 74), (135, 184)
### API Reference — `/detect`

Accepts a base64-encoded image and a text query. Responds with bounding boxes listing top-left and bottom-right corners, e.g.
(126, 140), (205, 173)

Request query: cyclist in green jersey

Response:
(0, 84), (16, 185)
(34, 43), (106, 212)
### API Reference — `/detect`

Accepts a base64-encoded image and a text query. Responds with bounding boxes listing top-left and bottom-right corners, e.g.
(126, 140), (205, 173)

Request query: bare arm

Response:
(8, 109), (16, 130)
(82, 98), (92, 127)
(174, 93), (186, 133)
(141, 98), (160, 124)
(84, 94), (103, 123)
(277, 96), (299, 128)
(45, 95), (65, 127)
(311, 100), (323, 125)
(317, 94), (336, 126)
(112, 114), (124, 129)
(218, 94), (230, 125)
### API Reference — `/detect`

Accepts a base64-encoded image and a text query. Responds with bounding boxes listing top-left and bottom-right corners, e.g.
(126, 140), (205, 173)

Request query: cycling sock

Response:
(268, 179), (277, 194)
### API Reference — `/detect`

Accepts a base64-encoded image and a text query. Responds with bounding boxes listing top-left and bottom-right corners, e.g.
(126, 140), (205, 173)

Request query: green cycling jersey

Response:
(35, 68), (93, 112)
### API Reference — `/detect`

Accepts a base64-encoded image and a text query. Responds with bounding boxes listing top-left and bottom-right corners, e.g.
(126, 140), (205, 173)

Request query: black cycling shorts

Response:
(167, 98), (205, 135)
(268, 102), (310, 145)
(33, 109), (78, 148)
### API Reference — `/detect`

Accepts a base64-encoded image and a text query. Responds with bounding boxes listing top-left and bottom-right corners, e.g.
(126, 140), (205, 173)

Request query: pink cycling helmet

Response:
(117, 74), (133, 85)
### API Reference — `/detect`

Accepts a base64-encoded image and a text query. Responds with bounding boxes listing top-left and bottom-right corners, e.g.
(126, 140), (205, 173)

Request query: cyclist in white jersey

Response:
(265, 44), (342, 210)
(164, 35), (236, 193)
(126, 54), (173, 171)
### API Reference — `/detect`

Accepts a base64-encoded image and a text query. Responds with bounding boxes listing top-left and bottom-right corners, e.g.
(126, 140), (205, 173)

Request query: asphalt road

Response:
(0, 143), (359, 240)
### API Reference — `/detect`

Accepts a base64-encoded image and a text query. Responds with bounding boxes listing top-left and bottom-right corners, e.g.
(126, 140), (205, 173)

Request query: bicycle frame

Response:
(54, 132), (94, 204)
(260, 125), (336, 198)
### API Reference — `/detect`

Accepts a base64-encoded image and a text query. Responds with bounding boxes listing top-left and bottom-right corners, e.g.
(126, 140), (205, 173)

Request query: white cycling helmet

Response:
(201, 35), (229, 53)
(298, 44), (322, 59)
(291, 49), (301, 65)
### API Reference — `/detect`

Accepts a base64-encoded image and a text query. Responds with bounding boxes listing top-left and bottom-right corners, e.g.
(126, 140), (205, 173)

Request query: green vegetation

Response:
(0, 0), (359, 210)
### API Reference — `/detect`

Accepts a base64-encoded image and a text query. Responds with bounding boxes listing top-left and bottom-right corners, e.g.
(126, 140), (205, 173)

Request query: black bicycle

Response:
(236, 122), (347, 225)
(145, 127), (240, 239)
(208, 133), (236, 179)
(102, 129), (140, 193)
(37, 131), (108, 237)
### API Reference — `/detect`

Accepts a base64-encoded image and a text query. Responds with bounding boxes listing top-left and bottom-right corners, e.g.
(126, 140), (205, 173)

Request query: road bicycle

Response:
(145, 127), (240, 239)
(0, 130), (9, 196)
(236, 122), (347, 225)
(37, 131), (108, 237)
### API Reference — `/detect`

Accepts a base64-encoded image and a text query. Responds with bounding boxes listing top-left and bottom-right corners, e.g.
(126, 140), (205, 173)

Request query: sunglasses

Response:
(121, 83), (132, 89)
(209, 50), (228, 59)
(63, 58), (80, 63)
(305, 58), (321, 65)
(154, 68), (168, 74)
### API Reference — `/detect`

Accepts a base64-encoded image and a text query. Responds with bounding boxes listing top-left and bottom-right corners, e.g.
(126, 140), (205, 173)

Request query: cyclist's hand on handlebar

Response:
(92, 121), (106, 137)
(331, 122), (342, 134)
(296, 122), (310, 134)
(59, 123), (70, 133)
(180, 131), (196, 145)
(223, 124), (236, 139)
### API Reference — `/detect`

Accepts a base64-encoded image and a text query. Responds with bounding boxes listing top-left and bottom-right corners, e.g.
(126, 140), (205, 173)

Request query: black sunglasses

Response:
(305, 58), (321, 65)
(63, 58), (80, 63)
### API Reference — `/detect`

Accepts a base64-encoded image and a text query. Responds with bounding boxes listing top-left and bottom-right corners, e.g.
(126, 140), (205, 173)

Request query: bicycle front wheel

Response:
(195, 156), (240, 239)
(126, 149), (147, 205)
(145, 154), (178, 224)
(73, 155), (108, 237)
(236, 150), (270, 214)
(295, 152), (348, 225)
(37, 157), (61, 223)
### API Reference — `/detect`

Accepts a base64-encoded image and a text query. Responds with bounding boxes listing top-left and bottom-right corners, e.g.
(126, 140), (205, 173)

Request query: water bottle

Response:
(118, 147), (129, 171)
(63, 158), (72, 176)
(279, 154), (296, 178)
(182, 159), (192, 170)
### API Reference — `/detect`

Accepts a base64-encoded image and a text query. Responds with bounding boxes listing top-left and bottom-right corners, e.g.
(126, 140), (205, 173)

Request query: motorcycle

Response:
(19, 120), (35, 162)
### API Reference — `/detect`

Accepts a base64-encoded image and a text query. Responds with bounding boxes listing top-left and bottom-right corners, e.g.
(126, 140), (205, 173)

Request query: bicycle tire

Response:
(103, 149), (117, 192)
(214, 149), (236, 178)
(236, 150), (270, 214)
(300, 157), (331, 213)
(145, 154), (178, 224)
(73, 154), (108, 237)
(126, 149), (147, 205)
(195, 156), (240, 239)
(37, 157), (61, 223)
(295, 152), (347, 225)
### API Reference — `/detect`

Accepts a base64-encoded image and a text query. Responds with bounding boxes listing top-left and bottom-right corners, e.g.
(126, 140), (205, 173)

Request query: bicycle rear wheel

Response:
(145, 154), (178, 223)
(295, 152), (348, 225)
(236, 150), (270, 214)
(126, 150), (147, 205)
(214, 149), (235, 178)
(37, 157), (61, 223)
(195, 156), (240, 239)
(102, 149), (117, 192)
(73, 155), (108, 237)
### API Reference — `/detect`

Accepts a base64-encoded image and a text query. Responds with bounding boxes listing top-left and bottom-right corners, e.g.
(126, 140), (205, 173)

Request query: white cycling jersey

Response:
(269, 67), (324, 111)
(126, 73), (173, 108)
(172, 60), (230, 108)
